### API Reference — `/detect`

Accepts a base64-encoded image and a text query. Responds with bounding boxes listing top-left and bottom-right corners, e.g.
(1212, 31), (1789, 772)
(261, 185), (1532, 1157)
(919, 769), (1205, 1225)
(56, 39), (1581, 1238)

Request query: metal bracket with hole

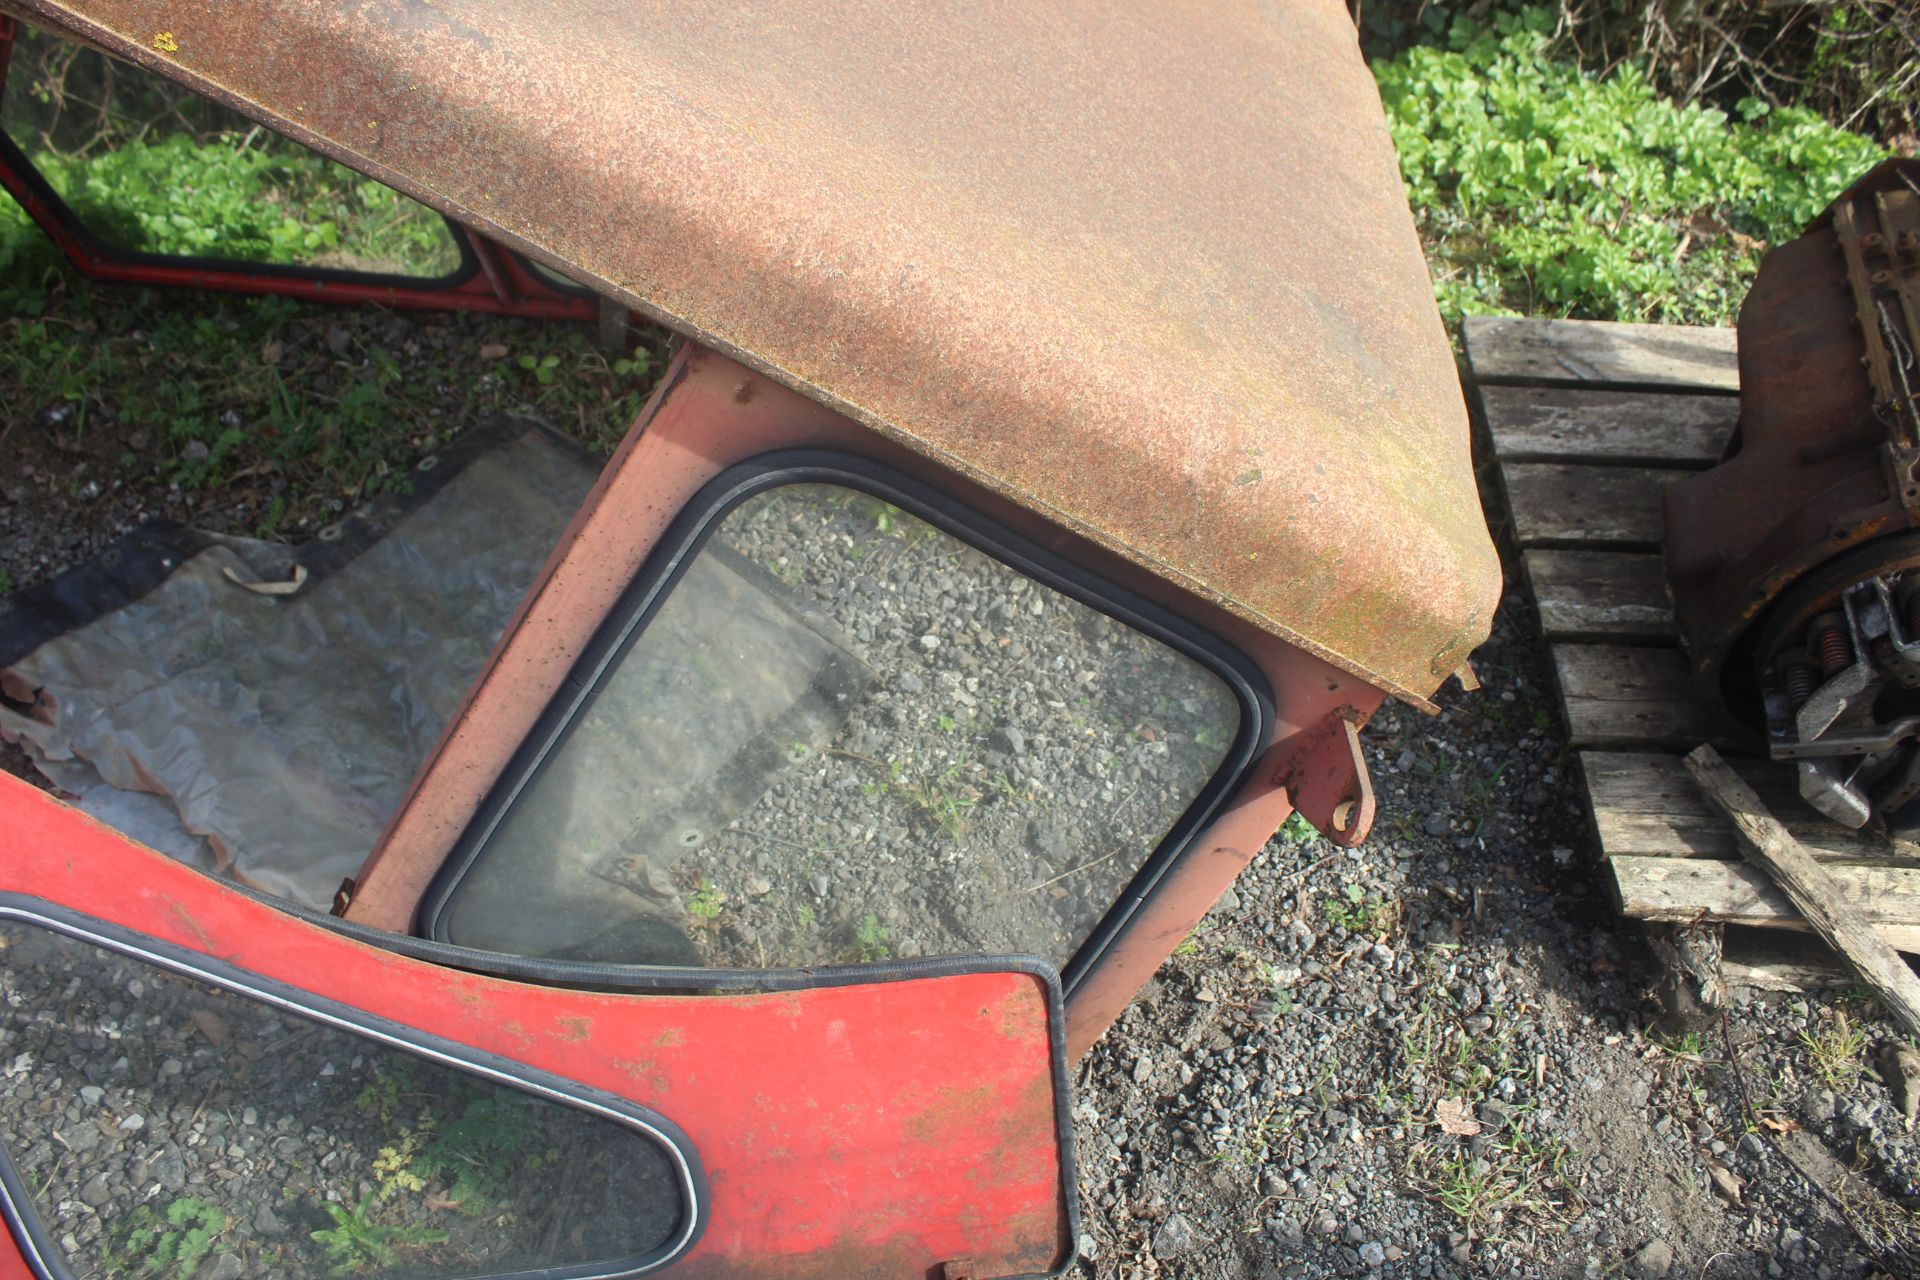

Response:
(1270, 709), (1375, 847)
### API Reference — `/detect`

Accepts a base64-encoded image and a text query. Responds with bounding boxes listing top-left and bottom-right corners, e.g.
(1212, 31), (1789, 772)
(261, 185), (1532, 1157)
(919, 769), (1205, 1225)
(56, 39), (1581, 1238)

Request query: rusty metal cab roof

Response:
(7, 0), (1499, 706)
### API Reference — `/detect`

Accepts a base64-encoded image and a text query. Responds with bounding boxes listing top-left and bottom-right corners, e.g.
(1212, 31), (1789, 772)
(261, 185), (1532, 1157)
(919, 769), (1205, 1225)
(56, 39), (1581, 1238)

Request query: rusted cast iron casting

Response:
(1666, 159), (1920, 831)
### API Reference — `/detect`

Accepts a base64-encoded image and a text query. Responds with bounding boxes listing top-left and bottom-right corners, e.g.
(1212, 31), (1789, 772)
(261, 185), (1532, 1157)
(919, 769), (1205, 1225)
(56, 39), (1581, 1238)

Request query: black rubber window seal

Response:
(419, 449), (1275, 995)
(0, 896), (710, 1280)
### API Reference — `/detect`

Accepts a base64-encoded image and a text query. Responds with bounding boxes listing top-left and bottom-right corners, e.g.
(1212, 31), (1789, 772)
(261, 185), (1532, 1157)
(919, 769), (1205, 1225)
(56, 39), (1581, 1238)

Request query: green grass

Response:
(1375, 5), (1890, 326)
(1800, 1008), (1870, 1091)
(1405, 1127), (1581, 1239)
(35, 131), (459, 273)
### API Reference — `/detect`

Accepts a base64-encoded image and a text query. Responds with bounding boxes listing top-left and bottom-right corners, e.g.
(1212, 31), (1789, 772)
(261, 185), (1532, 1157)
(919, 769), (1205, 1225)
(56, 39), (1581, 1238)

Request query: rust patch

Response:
(654, 1027), (685, 1049)
(902, 1082), (1000, 1146)
(554, 1015), (592, 1042)
(992, 984), (1047, 1044)
(732, 378), (756, 404)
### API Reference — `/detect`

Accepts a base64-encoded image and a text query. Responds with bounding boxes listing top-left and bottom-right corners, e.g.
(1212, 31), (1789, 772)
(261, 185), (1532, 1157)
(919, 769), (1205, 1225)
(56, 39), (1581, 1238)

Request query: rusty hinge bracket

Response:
(1270, 708), (1375, 848)
(331, 877), (356, 917)
(939, 1260), (978, 1280)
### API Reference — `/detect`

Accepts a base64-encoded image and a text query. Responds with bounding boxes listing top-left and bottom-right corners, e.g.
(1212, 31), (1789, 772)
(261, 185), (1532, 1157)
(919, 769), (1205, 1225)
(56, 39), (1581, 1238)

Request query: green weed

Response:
(853, 913), (892, 963)
(310, 1194), (448, 1276)
(1322, 883), (1396, 935)
(1374, 6), (1888, 326)
(115, 1197), (229, 1277)
(1801, 1008), (1870, 1091)
(1278, 812), (1317, 845)
(1406, 1128), (1581, 1238)
(686, 879), (726, 923)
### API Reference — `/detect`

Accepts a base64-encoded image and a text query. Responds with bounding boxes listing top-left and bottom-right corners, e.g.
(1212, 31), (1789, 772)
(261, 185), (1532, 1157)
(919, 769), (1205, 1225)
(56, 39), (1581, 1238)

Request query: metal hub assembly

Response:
(1666, 159), (1920, 833)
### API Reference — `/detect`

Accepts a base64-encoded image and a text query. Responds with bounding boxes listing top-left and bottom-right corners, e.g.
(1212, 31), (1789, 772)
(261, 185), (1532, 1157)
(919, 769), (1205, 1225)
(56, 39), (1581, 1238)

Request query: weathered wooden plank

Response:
(1581, 751), (1903, 864)
(1610, 854), (1920, 954)
(1525, 550), (1674, 640)
(1720, 926), (1885, 992)
(1480, 385), (1738, 466)
(1464, 316), (1739, 391)
(1686, 745), (1920, 1035)
(1504, 463), (1682, 548)
(1553, 644), (1702, 747)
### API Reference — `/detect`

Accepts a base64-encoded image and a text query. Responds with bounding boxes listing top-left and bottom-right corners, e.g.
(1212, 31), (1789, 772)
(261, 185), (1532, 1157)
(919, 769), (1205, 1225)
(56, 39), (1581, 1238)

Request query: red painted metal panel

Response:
(0, 775), (1074, 1279)
(347, 342), (1385, 1058)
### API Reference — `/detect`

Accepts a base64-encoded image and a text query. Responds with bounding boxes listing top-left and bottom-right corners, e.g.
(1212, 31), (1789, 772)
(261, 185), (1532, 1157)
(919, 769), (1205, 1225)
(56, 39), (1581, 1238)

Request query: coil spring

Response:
(1783, 661), (1816, 708)
(1813, 622), (1851, 676)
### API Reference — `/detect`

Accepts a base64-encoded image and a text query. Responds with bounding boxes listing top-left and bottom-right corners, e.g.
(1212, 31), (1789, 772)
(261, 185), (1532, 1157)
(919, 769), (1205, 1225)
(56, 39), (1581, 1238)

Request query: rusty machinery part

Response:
(1665, 158), (1920, 832)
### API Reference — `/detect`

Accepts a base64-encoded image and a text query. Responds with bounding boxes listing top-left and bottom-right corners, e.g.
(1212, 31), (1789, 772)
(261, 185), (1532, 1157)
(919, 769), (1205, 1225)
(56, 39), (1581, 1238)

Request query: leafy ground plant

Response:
(1374, 5), (1889, 325)
(311, 1195), (448, 1276)
(115, 1197), (229, 1277)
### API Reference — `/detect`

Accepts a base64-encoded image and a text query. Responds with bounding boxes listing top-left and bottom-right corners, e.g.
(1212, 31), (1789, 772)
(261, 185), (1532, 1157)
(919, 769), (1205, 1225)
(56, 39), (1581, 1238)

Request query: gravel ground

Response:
(1064, 585), (1920, 1280)
(6, 303), (1920, 1279)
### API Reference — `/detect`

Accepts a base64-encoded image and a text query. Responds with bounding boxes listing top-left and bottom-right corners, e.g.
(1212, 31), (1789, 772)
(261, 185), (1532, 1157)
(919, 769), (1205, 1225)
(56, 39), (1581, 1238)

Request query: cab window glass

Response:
(0, 919), (688, 1278)
(441, 481), (1244, 968)
(1, 27), (461, 275)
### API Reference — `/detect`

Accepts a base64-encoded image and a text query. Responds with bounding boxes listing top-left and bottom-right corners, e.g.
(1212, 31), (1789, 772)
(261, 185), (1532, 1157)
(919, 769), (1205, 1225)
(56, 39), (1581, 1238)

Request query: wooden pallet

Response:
(1463, 316), (1920, 985)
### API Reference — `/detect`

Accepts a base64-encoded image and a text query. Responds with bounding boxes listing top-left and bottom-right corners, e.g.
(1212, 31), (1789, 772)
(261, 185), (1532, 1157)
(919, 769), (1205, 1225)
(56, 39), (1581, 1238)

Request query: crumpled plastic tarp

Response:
(0, 425), (596, 910)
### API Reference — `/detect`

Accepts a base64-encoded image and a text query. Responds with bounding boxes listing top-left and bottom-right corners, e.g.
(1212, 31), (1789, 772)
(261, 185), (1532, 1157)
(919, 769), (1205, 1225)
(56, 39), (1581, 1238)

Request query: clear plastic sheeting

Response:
(0, 428), (595, 909)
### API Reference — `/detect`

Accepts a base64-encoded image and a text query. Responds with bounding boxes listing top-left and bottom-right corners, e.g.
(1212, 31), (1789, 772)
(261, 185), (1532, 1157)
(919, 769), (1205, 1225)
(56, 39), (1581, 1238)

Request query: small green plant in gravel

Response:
(887, 759), (981, 840)
(1322, 883), (1395, 935)
(353, 1060), (425, 1127)
(311, 1194), (448, 1276)
(1374, 5), (1888, 326)
(1277, 812), (1317, 845)
(1647, 1027), (1721, 1110)
(686, 879), (726, 924)
(1171, 920), (1213, 959)
(852, 913), (892, 963)
(115, 1197), (230, 1277)
(1406, 1126), (1581, 1239)
(1801, 1008), (1870, 1091)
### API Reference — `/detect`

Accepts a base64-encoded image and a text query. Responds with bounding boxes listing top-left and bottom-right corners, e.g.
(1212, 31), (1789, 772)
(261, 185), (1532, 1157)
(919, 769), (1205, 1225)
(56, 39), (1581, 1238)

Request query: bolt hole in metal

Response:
(1330, 800), (1354, 833)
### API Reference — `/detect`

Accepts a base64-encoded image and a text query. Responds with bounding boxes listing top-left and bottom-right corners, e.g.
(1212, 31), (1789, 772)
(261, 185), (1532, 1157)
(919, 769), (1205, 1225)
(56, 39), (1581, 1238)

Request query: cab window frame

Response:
(421, 449), (1274, 992)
